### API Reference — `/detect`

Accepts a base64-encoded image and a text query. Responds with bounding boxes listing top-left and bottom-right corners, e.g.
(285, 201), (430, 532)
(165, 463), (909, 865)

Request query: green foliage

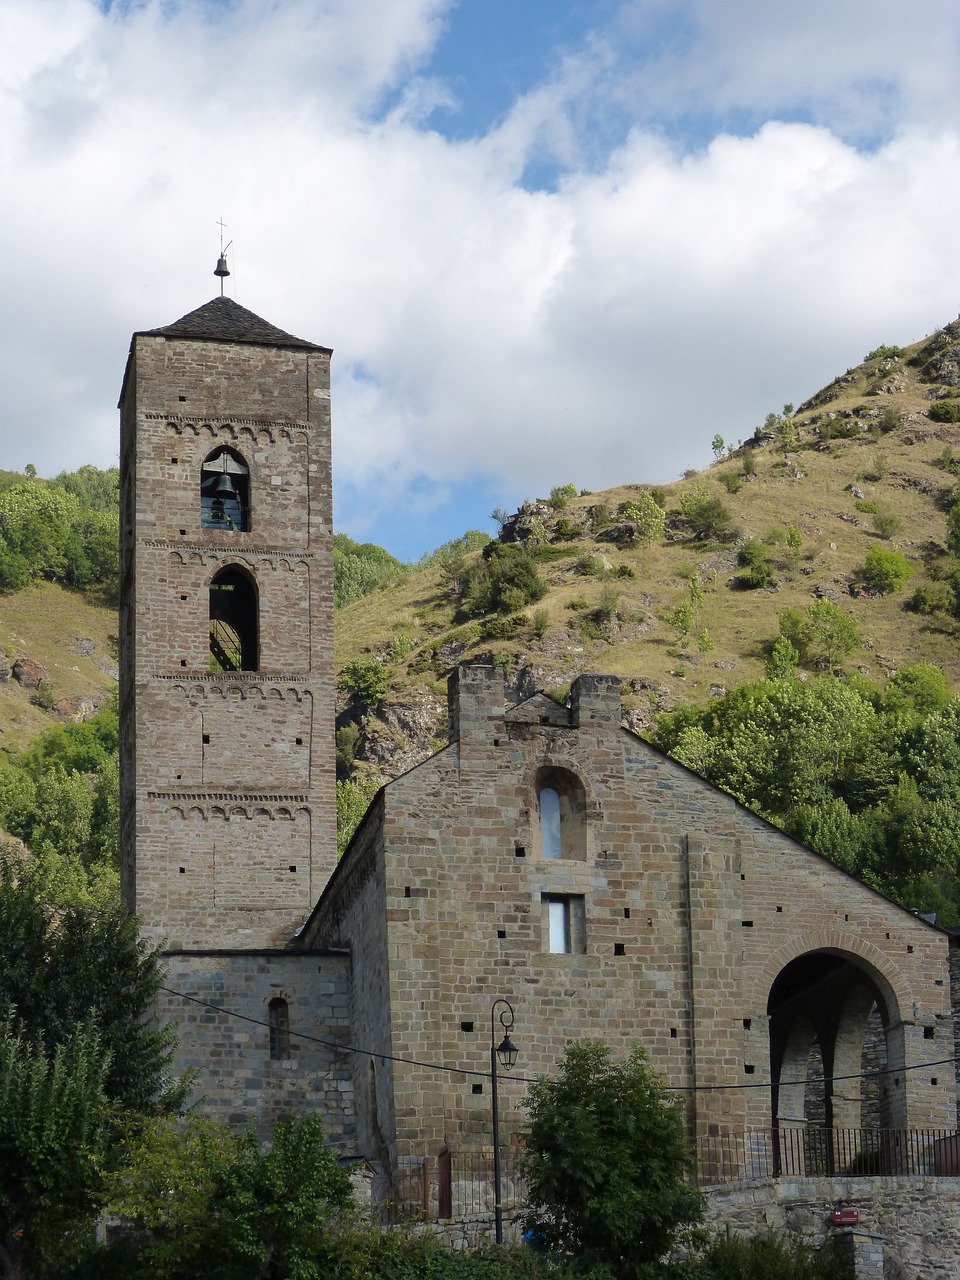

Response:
(859, 546), (912, 595)
(333, 534), (407, 610)
(732, 540), (777, 591)
(665, 601), (695, 646)
(717, 471), (742, 494)
(547, 484), (578, 510)
(336, 777), (380, 857)
(905, 581), (954, 615)
(0, 850), (180, 1114)
(929, 398), (960, 423)
(689, 1231), (851, 1280)
(590, 503), (610, 531)
(0, 480), (119, 597)
(335, 722), (362, 776)
(653, 670), (960, 926)
(50, 465), (120, 512)
(741, 448), (756, 477)
(521, 1042), (702, 1279)
(865, 344), (904, 362)
(861, 452), (888, 481)
(945, 501), (960, 557)
(877, 405), (903, 434)
(0, 701), (120, 870)
(871, 508), (902, 540)
(0, 1018), (111, 1280)
(711, 434), (725, 461)
(618, 493), (667, 543)
(337, 659), (390, 707)
(459, 544), (548, 617)
(677, 485), (738, 542)
(777, 600), (861, 669)
(107, 1115), (353, 1280)
(576, 555), (607, 577)
(530, 608), (550, 640)
(421, 531), (492, 569)
(765, 635), (800, 679)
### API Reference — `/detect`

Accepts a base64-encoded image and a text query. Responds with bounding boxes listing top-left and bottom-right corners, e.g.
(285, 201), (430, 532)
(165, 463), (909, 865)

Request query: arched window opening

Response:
(209, 566), (258, 672)
(268, 997), (290, 1060)
(539, 787), (562, 858)
(535, 767), (587, 859)
(200, 447), (250, 531)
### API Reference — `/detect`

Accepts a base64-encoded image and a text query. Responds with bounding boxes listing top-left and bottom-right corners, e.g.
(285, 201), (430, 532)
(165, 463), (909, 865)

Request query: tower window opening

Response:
(535, 767), (587, 860)
(268, 998), (290, 1060)
(209, 566), (259, 672)
(200, 447), (250, 531)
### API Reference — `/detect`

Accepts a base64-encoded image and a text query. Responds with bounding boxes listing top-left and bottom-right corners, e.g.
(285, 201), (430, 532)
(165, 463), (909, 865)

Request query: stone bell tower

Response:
(118, 296), (336, 949)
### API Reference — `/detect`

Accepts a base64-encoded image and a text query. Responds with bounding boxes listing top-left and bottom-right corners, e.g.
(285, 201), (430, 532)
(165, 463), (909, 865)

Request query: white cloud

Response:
(1, 0), (960, 549)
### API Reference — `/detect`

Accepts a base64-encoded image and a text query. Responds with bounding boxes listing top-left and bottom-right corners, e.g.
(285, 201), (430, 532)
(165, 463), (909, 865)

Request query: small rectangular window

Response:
(543, 894), (585, 954)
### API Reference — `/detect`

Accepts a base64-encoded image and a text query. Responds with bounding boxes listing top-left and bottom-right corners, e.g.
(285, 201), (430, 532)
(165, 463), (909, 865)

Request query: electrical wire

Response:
(160, 984), (959, 1096)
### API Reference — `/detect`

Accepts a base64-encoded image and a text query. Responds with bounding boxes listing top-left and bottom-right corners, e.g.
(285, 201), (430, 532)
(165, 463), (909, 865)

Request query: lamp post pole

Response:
(490, 997), (517, 1245)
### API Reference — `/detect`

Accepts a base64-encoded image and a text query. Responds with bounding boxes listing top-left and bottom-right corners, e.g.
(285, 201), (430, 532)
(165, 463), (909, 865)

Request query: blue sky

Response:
(3, 0), (960, 560)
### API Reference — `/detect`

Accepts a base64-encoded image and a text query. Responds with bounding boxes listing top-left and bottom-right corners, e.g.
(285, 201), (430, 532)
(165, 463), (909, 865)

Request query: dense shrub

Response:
(732, 539), (777, 590)
(459, 544), (547, 617)
(777, 600), (861, 669)
(859, 546), (912, 595)
(678, 485), (738, 542)
(929, 399), (960, 423)
(547, 484), (578, 510)
(906, 582), (954, 615)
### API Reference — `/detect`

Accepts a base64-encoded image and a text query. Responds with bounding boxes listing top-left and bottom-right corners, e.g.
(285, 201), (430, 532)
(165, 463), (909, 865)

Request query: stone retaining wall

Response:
(706, 1176), (960, 1279)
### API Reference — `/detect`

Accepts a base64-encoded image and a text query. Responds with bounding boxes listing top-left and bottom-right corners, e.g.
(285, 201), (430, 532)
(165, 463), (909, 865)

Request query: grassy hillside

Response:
(336, 320), (960, 777)
(0, 582), (117, 750)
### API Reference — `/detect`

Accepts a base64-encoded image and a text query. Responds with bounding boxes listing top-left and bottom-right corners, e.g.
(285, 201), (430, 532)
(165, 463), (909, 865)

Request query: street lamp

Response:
(490, 997), (518, 1244)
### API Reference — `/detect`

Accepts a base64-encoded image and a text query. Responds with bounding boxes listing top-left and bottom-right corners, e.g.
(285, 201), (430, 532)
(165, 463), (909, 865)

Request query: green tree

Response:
(777, 600), (860, 669)
(337, 659), (390, 707)
(0, 1019), (111, 1280)
(0, 851), (180, 1115)
(336, 777), (380, 857)
(107, 1115), (353, 1280)
(618, 494), (666, 543)
(711, 434), (725, 461)
(521, 1042), (702, 1279)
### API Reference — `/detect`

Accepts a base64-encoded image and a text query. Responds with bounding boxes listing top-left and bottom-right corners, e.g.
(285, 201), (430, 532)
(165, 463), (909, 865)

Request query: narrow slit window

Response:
(268, 997), (290, 1060)
(539, 788), (562, 858)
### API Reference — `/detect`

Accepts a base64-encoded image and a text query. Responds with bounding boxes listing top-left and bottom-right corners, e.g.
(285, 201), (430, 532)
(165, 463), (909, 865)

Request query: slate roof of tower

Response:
(138, 296), (331, 353)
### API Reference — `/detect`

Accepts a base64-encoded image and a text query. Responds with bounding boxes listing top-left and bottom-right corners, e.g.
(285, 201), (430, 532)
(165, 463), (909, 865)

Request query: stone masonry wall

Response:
(119, 318), (336, 949)
(706, 1176), (960, 1280)
(303, 794), (397, 1178)
(160, 950), (355, 1146)
(312, 664), (953, 1170)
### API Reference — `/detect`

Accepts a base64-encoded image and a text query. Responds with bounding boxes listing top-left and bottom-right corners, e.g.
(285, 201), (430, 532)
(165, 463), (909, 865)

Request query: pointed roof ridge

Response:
(137, 296), (331, 353)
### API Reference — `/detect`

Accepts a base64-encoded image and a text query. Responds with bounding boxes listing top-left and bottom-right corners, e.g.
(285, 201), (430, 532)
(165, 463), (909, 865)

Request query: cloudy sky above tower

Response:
(3, 0), (960, 558)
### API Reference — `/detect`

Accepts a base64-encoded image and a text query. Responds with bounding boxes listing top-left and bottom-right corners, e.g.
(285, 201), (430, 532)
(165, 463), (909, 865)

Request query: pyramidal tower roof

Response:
(137, 296), (331, 353)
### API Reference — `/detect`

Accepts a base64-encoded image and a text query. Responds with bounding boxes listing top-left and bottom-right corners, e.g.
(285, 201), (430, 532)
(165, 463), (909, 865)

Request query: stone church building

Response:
(119, 295), (960, 1241)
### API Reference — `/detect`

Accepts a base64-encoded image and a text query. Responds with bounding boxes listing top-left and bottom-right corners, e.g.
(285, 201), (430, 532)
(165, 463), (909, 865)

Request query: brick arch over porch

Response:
(743, 929), (912, 1026)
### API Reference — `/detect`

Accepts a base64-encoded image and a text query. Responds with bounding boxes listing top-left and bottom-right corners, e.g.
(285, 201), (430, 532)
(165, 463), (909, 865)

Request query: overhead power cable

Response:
(160, 984), (959, 1097)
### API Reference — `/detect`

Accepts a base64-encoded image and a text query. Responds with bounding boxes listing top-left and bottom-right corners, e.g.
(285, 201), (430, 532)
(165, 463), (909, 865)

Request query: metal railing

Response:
(696, 1127), (960, 1184)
